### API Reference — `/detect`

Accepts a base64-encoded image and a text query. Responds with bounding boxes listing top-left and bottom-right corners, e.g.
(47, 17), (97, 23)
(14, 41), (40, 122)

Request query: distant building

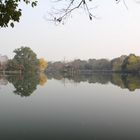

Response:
(0, 54), (8, 70)
(0, 54), (8, 63)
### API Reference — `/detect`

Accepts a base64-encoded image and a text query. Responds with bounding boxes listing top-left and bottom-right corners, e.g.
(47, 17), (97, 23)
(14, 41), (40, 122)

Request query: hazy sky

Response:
(1, 0), (140, 61)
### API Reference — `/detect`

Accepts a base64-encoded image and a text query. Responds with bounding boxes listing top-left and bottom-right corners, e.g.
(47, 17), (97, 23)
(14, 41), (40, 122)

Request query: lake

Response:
(0, 73), (140, 140)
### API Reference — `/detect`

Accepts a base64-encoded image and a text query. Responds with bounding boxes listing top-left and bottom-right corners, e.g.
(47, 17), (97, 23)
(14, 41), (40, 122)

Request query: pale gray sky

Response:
(1, 0), (140, 61)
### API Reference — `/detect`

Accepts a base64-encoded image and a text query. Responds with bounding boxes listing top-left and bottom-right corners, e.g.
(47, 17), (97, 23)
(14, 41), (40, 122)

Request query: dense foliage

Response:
(47, 54), (140, 73)
(7, 47), (39, 72)
(6, 47), (47, 73)
(122, 54), (140, 72)
(0, 0), (37, 28)
(111, 55), (127, 72)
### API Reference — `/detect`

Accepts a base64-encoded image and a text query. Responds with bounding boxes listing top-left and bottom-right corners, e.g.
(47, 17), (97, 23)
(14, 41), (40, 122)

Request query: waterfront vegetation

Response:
(0, 47), (47, 74)
(0, 72), (140, 98)
(47, 54), (140, 74)
(1, 47), (140, 95)
(47, 72), (140, 92)
(1, 48), (140, 75)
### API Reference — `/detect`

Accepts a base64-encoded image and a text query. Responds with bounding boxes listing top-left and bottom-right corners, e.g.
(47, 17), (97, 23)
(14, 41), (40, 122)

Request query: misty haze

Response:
(1, 0), (140, 140)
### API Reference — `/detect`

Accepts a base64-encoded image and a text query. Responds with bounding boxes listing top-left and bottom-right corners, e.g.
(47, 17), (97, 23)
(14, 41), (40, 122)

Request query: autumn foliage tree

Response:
(39, 58), (48, 72)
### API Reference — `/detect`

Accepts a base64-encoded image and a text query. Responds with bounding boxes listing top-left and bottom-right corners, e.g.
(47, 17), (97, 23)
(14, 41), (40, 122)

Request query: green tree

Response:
(122, 54), (140, 72)
(0, 0), (37, 28)
(13, 46), (39, 73)
(6, 59), (19, 71)
(111, 55), (127, 72)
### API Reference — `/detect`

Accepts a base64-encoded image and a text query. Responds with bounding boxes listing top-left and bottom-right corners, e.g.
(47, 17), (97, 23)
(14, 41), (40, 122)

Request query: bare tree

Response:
(47, 0), (128, 24)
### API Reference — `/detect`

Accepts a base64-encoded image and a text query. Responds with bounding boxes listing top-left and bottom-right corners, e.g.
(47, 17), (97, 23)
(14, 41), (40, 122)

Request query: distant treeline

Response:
(47, 54), (140, 73)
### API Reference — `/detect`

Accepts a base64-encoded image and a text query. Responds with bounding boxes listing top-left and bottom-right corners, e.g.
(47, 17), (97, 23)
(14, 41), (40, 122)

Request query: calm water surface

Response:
(0, 73), (140, 140)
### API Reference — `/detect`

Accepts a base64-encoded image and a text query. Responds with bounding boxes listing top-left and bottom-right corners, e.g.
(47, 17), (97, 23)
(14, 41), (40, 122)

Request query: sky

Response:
(1, 0), (140, 61)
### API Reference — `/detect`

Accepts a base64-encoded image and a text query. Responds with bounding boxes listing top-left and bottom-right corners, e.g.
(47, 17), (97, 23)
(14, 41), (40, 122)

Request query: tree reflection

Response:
(47, 72), (140, 91)
(121, 74), (140, 91)
(111, 74), (126, 89)
(1, 72), (140, 95)
(7, 73), (47, 97)
(39, 73), (48, 86)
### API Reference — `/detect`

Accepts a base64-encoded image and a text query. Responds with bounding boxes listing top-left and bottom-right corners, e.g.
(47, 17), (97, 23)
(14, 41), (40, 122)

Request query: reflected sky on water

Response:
(0, 73), (140, 139)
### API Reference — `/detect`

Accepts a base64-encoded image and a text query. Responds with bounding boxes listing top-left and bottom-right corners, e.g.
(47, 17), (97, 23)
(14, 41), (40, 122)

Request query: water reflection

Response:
(39, 73), (48, 86)
(0, 73), (140, 97)
(0, 73), (47, 97)
(47, 72), (140, 91)
(7, 73), (39, 97)
(0, 75), (8, 86)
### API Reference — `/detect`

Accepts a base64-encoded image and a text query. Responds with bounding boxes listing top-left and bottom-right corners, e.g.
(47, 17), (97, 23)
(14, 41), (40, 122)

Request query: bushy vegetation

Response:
(5, 47), (47, 73)
(1, 48), (140, 74)
(47, 54), (140, 73)
(111, 55), (127, 72)
(121, 54), (140, 72)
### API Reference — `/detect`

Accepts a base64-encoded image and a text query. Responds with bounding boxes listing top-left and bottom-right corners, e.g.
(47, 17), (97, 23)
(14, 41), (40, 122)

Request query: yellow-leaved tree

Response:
(39, 58), (48, 72)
